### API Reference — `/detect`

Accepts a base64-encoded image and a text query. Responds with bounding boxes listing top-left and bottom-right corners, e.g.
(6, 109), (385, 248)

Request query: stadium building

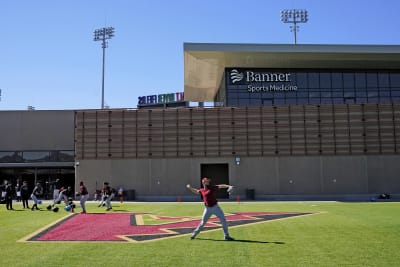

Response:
(1, 43), (400, 200)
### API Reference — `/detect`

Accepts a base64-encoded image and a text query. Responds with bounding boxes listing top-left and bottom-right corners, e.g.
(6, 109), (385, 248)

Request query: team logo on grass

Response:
(23, 212), (313, 243)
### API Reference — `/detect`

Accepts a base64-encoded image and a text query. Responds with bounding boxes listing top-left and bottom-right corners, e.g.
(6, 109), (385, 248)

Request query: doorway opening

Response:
(200, 163), (229, 199)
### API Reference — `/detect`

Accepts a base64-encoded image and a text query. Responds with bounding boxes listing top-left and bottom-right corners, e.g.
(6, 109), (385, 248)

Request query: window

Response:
(320, 73), (331, 88)
(378, 73), (390, 88)
(225, 69), (400, 107)
(23, 151), (50, 162)
(308, 73), (319, 88)
(309, 92), (320, 98)
(296, 73), (308, 87)
(0, 152), (23, 163)
(343, 73), (355, 88)
(344, 92), (355, 98)
(366, 73), (378, 88)
(390, 73), (400, 87)
(331, 73), (343, 89)
(355, 73), (366, 88)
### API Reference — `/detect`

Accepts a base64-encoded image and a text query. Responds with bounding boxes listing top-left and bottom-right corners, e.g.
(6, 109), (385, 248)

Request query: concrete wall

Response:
(0, 110), (75, 150)
(75, 155), (400, 200)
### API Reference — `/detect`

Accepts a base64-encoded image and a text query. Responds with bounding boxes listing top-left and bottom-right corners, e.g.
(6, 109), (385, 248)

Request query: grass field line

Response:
(17, 212), (75, 243)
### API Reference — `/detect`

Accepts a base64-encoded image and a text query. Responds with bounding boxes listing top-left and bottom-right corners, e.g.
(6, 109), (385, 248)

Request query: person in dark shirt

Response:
(187, 177), (234, 241)
(5, 181), (14, 210)
(20, 181), (30, 209)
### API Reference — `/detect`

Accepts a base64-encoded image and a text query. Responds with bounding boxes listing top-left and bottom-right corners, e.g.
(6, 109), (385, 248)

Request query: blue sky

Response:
(1, 0), (400, 110)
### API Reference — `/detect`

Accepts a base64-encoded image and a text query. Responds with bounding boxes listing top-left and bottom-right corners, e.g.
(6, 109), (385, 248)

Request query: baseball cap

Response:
(202, 177), (211, 183)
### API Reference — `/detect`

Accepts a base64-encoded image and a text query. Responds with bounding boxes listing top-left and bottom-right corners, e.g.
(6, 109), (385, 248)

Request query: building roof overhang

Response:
(184, 43), (400, 102)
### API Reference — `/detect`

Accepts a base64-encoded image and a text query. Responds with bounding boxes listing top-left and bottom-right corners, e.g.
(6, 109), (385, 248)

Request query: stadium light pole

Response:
(93, 27), (115, 109)
(280, 9), (308, 44)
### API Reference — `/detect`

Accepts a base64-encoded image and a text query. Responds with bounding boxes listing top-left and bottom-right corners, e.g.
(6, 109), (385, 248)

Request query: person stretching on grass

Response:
(186, 177), (234, 241)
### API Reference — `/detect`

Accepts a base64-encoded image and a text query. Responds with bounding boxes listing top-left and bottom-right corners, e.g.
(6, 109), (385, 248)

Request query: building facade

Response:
(2, 43), (400, 200)
(0, 110), (75, 198)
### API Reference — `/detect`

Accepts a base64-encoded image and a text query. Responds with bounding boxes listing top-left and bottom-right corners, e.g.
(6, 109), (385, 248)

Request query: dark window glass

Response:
(344, 97), (355, 104)
(332, 98), (343, 104)
(355, 73), (366, 88)
(392, 91), (400, 97)
(228, 99), (239, 106)
(274, 92), (285, 98)
(390, 74), (400, 87)
(322, 92), (332, 98)
(332, 73), (343, 89)
(286, 98), (297, 105)
(285, 92), (297, 98)
(238, 98), (250, 105)
(320, 73), (331, 88)
(274, 99), (285, 105)
(227, 91), (238, 98)
(261, 90), (272, 97)
(379, 91), (390, 97)
(49, 151), (58, 161)
(297, 92), (308, 98)
(0, 152), (23, 163)
(238, 92), (250, 98)
(297, 98), (308, 104)
(343, 73), (355, 88)
(226, 69), (400, 107)
(332, 92), (343, 97)
(296, 73), (308, 87)
(309, 92), (320, 98)
(262, 98), (273, 105)
(356, 91), (367, 97)
(380, 96), (391, 103)
(367, 73), (378, 88)
(52, 151), (75, 162)
(308, 73), (319, 88)
(321, 98), (332, 104)
(357, 97), (367, 103)
(23, 151), (50, 162)
(378, 73), (390, 88)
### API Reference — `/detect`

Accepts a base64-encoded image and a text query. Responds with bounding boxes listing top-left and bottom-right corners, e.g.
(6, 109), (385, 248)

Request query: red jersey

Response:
(199, 185), (218, 207)
(80, 185), (88, 195)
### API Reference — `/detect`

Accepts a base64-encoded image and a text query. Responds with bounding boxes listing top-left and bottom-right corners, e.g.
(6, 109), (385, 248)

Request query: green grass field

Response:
(1, 200), (399, 267)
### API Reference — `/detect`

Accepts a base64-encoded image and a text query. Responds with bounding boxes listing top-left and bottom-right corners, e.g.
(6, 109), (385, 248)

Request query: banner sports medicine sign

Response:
(226, 68), (298, 92)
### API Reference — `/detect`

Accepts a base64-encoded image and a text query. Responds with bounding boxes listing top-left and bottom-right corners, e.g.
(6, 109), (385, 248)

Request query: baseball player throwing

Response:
(187, 177), (234, 241)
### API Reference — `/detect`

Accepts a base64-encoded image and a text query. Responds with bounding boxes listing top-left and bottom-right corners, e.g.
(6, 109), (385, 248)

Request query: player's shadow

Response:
(195, 238), (285, 244)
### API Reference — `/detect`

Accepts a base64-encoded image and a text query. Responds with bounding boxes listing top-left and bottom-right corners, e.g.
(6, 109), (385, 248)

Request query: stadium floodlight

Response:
(93, 27), (115, 109)
(281, 9), (308, 44)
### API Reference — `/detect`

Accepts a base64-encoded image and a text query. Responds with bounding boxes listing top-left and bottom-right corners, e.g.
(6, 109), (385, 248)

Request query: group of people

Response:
(1, 179), (119, 214)
(1, 180), (90, 213)
(3, 177), (235, 241)
(1, 180), (32, 210)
